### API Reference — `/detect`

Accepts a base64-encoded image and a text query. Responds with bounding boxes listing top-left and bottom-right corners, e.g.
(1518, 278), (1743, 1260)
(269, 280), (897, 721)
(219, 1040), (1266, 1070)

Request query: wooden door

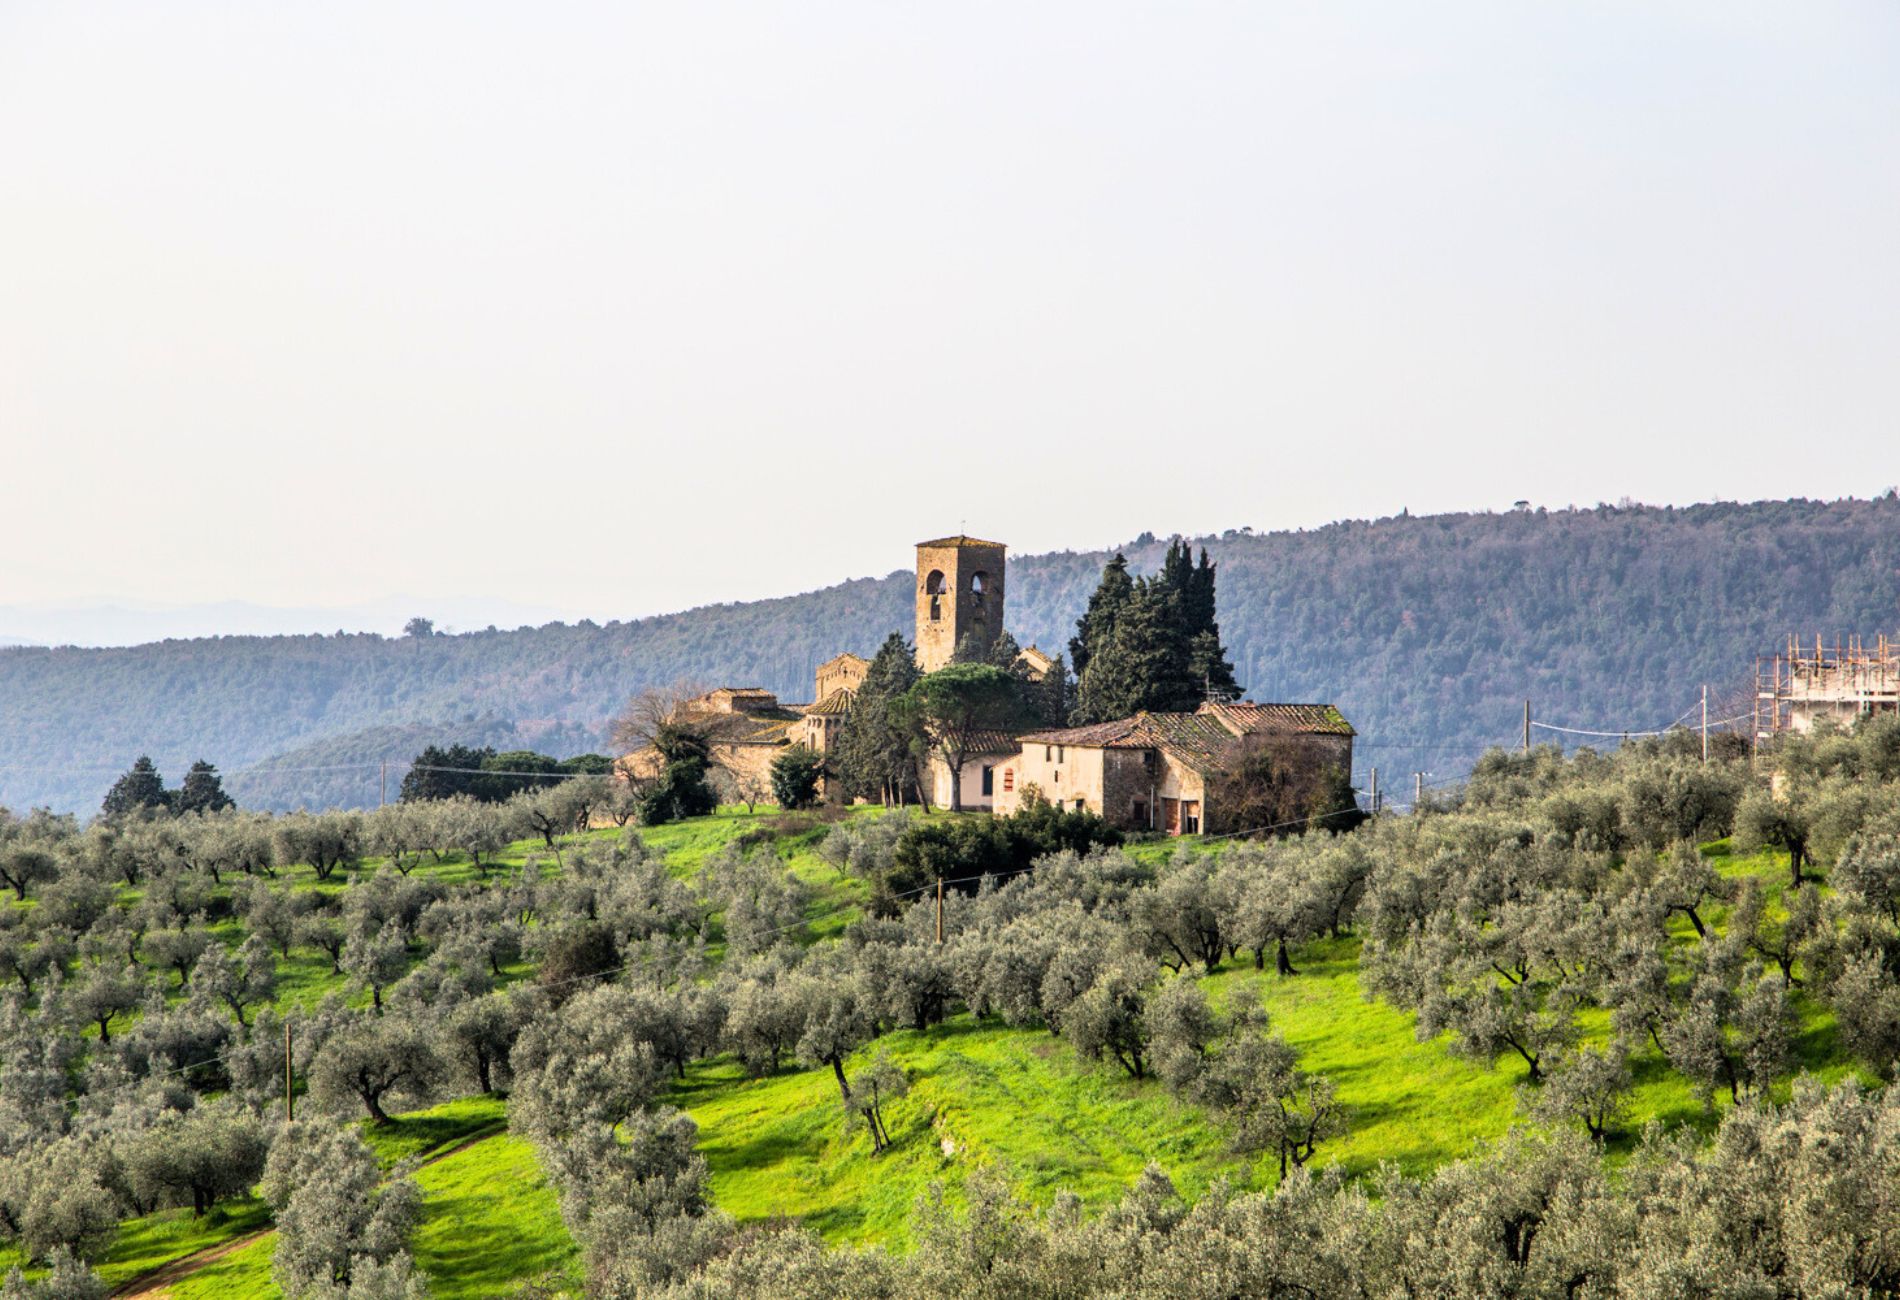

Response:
(1162, 797), (1181, 835)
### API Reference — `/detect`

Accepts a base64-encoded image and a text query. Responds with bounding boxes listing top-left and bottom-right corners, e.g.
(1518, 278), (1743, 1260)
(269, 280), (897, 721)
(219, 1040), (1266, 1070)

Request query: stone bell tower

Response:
(915, 535), (1007, 673)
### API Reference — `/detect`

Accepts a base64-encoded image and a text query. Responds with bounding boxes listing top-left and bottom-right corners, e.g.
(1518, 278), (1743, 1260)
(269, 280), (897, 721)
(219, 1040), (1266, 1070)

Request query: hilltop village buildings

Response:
(620, 537), (1355, 835)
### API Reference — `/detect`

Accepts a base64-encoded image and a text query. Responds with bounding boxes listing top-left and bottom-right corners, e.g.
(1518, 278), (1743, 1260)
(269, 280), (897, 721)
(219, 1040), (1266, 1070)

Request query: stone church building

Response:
(618, 535), (1354, 833)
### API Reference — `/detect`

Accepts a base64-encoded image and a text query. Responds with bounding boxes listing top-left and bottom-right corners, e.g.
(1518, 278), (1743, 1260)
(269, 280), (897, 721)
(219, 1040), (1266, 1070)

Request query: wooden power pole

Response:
(936, 877), (944, 945)
(1523, 699), (1532, 751)
(1701, 684), (1709, 764)
(284, 1020), (294, 1123)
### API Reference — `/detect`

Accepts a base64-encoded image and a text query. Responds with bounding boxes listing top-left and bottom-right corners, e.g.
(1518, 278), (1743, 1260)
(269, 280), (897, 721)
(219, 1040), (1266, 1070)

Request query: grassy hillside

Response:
(34, 794), (1871, 1299)
(6, 496), (1900, 813)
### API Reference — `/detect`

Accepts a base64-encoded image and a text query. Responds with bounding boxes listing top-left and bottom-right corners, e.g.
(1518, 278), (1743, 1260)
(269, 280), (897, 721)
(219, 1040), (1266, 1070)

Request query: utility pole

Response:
(1701, 684), (1709, 765)
(1523, 699), (1532, 751)
(284, 1020), (294, 1124)
(379, 760), (387, 808)
(936, 877), (944, 945)
(1369, 767), (1379, 816)
(1415, 771), (1424, 811)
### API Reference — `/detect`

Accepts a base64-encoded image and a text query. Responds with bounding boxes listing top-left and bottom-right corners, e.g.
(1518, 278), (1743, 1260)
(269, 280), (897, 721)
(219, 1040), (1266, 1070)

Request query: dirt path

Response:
(109, 1123), (510, 1299)
(113, 1228), (273, 1300)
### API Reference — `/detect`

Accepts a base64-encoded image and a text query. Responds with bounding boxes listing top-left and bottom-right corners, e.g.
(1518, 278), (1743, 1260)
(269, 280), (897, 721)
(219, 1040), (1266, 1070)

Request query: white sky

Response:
(2, 2), (1896, 625)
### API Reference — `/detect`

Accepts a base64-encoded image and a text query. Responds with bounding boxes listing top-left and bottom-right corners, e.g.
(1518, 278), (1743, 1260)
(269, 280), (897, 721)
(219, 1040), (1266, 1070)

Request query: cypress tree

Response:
(1158, 539), (1242, 701)
(1074, 580), (1199, 722)
(1185, 547), (1241, 699)
(836, 633), (924, 805)
(1032, 653), (1076, 727)
(1069, 552), (1134, 680)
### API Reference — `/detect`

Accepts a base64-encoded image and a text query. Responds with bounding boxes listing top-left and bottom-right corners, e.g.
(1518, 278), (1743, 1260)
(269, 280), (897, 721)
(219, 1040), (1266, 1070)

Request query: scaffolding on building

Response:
(1755, 633), (1900, 741)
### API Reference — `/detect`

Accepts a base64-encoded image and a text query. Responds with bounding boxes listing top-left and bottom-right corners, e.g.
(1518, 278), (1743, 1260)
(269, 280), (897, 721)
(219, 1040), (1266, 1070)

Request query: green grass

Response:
(164, 1231), (277, 1300)
(361, 1094), (509, 1167)
(408, 1131), (579, 1299)
(667, 935), (1533, 1247)
(167, 1097), (573, 1300)
(92, 1199), (274, 1287)
(663, 838), (1879, 1244)
(670, 1018), (1248, 1247)
(59, 817), (1889, 1294)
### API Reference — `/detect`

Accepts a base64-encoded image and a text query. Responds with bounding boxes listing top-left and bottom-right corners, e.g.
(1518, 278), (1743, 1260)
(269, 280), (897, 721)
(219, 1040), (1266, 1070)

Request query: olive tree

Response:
(260, 1122), (424, 1299)
(117, 1102), (268, 1217)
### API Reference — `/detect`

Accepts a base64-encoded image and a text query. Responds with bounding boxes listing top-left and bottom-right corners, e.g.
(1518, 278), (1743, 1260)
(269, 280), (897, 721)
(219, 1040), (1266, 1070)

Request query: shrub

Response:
(769, 748), (823, 811)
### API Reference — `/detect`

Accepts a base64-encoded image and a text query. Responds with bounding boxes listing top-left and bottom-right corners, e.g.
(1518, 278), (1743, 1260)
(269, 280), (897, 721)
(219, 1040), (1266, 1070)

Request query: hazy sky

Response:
(3, 2), (1896, 628)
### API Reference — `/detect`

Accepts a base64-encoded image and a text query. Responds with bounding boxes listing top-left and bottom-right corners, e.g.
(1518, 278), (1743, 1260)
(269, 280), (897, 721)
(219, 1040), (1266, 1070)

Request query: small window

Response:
(981, 765), (994, 796)
(925, 570), (946, 622)
(1003, 768), (1015, 793)
(1053, 770), (1060, 785)
(1056, 745), (1065, 763)
(1073, 799), (1085, 814)
(1133, 800), (1148, 826)
(969, 571), (989, 610)
(1044, 745), (1052, 762)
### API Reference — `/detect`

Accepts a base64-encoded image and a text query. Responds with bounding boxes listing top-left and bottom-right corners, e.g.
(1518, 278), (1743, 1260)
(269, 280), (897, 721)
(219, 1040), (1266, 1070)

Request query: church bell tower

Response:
(914, 535), (1007, 673)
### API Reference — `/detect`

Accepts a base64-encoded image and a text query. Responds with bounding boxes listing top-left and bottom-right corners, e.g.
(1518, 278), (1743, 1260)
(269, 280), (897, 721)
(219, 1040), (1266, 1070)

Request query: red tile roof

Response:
(1203, 701), (1355, 737)
(804, 688), (856, 717)
(1018, 701), (1353, 773)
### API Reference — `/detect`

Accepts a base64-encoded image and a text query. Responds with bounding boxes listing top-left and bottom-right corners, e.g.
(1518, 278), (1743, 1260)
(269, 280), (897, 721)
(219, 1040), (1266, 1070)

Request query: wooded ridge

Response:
(3, 496), (1897, 813)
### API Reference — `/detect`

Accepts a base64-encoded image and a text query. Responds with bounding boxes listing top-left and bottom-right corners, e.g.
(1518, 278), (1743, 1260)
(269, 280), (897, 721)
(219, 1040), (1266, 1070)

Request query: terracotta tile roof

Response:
(1137, 712), (1252, 771)
(916, 535), (1008, 550)
(818, 652), (869, 670)
(1019, 717), (1150, 748)
(1017, 700), (1354, 774)
(805, 688), (856, 717)
(1203, 701), (1356, 737)
(959, 728), (1024, 756)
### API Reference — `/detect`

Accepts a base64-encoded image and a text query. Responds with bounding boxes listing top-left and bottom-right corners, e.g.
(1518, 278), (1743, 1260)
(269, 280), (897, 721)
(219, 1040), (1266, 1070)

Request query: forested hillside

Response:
(4, 496), (1898, 813)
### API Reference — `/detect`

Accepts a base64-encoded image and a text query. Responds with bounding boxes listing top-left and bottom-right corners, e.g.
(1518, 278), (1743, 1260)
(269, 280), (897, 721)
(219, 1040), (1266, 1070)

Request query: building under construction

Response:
(1755, 634), (1900, 739)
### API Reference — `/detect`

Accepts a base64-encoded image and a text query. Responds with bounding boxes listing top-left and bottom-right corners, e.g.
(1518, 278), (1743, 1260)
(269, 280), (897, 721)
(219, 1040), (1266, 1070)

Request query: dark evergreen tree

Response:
(398, 745), (498, 802)
(101, 756), (169, 817)
(984, 629), (1026, 676)
(951, 628), (996, 665)
(1074, 580), (1199, 723)
(479, 749), (565, 801)
(1068, 552), (1133, 680)
(1033, 653), (1077, 727)
(1178, 539), (1238, 695)
(835, 633), (924, 806)
(637, 721), (718, 824)
(769, 746), (823, 810)
(174, 760), (235, 815)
